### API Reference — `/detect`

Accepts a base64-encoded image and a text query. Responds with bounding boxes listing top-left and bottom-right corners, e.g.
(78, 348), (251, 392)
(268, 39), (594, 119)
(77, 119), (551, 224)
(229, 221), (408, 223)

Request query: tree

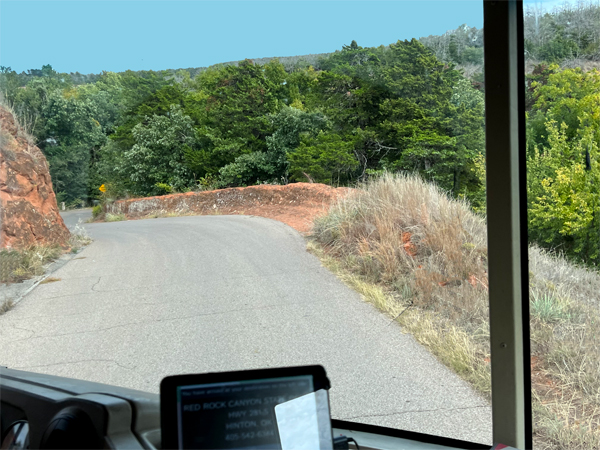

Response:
(288, 132), (358, 184)
(527, 66), (600, 151)
(41, 88), (106, 203)
(378, 39), (471, 193)
(111, 84), (188, 151)
(320, 43), (382, 80)
(217, 106), (327, 187)
(0, 67), (20, 104)
(528, 120), (599, 264)
(447, 78), (486, 201)
(527, 67), (600, 264)
(121, 105), (196, 196)
(184, 60), (284, 177)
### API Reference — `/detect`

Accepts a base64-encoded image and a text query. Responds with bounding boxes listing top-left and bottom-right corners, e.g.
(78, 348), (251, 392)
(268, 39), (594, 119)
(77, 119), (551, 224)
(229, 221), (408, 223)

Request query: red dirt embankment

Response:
(107, 183), (349, 233)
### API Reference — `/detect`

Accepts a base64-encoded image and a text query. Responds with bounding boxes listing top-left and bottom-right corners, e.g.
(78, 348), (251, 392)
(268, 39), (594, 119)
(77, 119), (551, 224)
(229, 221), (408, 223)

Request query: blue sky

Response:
(0, 0), (570, 74)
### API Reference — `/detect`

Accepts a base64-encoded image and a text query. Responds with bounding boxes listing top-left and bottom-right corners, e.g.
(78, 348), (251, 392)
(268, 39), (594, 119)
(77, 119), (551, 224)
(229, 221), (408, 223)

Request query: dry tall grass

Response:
(310, 173), (600, 449)
(0, 222), (91, 285)
(0, 245), (62, 284)
(0, 93), (38, 148)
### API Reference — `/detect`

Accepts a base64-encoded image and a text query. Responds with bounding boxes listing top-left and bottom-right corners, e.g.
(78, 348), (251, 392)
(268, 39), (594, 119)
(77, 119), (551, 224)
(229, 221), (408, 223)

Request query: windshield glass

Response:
(2, 1), (597, 448)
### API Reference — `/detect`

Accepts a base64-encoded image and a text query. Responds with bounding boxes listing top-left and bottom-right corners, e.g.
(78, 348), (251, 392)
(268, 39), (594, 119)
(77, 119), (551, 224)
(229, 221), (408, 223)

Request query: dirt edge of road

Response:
(102, 183), (350, 233)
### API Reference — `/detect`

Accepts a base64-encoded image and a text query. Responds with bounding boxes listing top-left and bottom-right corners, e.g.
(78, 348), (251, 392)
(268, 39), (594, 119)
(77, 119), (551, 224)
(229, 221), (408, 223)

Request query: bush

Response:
(92, 205), (103, 218)
(154, 183), (174, 195)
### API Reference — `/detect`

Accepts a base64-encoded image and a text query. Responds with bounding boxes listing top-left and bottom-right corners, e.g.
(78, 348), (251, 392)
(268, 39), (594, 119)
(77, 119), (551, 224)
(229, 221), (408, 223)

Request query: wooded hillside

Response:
(1, 0), (598, 267)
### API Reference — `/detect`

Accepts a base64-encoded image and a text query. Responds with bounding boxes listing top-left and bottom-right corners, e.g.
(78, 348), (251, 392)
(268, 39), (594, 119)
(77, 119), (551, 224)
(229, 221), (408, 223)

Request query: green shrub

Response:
(92, 205), (103, 218)
(154, 182), (173, 195)
(105, 213), (126, 222)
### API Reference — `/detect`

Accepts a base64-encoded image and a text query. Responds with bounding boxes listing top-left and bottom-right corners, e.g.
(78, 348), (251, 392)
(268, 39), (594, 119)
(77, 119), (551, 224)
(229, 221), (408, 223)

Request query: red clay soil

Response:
(107, 183), (350, 233)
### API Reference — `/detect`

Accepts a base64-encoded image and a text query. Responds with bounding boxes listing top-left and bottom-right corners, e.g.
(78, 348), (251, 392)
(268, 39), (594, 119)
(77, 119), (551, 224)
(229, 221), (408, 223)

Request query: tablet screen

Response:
(163, 367), (332, 450)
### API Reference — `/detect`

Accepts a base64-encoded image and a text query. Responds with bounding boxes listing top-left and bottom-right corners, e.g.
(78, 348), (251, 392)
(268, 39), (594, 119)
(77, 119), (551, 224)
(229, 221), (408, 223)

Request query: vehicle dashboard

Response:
(1, 367), (487, 450)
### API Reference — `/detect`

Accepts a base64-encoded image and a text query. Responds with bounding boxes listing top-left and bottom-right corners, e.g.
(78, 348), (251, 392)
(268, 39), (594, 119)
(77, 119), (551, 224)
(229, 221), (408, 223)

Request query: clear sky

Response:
(0, 0), (570, 74)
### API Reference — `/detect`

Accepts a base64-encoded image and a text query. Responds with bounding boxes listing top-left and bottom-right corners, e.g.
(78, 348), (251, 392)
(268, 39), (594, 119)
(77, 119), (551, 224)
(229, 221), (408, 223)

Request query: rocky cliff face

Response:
(0, 106), (70, 249)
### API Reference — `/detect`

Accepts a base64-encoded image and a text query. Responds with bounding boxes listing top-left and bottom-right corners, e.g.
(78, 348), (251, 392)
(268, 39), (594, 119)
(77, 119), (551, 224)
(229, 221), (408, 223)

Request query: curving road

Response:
(0, 213), (492, 444)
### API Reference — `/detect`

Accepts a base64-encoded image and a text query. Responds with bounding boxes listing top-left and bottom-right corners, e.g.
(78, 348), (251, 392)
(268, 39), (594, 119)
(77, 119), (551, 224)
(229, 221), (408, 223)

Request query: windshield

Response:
(1, 1), (598, 449)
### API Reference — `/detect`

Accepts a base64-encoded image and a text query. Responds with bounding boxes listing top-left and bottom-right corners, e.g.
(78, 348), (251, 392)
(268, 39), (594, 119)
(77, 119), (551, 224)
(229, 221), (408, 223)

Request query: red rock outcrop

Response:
(0, 105), (70, 249)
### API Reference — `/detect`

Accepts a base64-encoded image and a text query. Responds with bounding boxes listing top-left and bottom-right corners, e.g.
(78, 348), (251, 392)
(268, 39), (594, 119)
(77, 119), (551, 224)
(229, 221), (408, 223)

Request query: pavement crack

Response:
(7, 300), (322, 342)
(91, 277), (101, 292)
(340, 404), (489, 421)
(3, 325), (36, 340)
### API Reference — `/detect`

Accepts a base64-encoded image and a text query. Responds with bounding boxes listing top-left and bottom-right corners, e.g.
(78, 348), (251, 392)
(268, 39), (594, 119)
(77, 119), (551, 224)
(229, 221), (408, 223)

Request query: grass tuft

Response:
(0, 298), (14, 315)
(0, 222), (92, 284)
(531, 293), (571, 323)
(0, 245), (62, 284)
(0, 93), (38, 148)
(105, 213), (126, 222)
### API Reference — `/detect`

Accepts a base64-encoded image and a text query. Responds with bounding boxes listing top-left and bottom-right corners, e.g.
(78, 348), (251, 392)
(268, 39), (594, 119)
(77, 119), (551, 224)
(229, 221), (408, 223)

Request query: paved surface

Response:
(0, 215), (492, 444)
(61, 208), (93, 230)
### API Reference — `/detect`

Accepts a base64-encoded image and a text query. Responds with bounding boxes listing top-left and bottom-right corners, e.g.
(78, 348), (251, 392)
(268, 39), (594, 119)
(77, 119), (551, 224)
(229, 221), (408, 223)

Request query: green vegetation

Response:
(526, 66), (600, 265)
(311, 174), (600, 449)
(0, 39), (486, 204)
(0, 298), (14, 316)
(105, 213), (126, 222)
(92, 205), (103, 219)
(0, 0), (597, 268)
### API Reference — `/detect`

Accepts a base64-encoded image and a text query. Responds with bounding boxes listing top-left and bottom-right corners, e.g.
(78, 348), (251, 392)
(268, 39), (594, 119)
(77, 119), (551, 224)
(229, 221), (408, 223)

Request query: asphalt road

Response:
(0, 213), (492, 444)
(60, 207), (93, 229)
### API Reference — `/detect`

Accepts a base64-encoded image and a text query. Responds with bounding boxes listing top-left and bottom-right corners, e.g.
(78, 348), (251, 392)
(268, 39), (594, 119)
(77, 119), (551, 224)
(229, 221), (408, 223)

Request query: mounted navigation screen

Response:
(161, 366), (332, 450)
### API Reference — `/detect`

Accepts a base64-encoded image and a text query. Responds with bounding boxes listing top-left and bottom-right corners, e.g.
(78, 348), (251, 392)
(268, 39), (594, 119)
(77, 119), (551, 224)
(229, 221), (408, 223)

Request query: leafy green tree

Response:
(528, 120), (599, 264)
(41, 89), (106, 203)
(11, 74), (72, 141)
(378, 40), (471, 192)
(528, 67), (600, 149)
(266, 106), (327, 180)
(320, 42), (382, 80)
(92, 140), (133, 199)
(527, 67), (600, 264)
(77, 72), (127, 133)
(217, 152), (280, 187)
(461, 47), (484, 65)
(448, 35), (461, 64)
(288, 132), (358, 184)
(538, 26), (579, 62)
(0, 67), (21, 104)
(448, 78), (486, 200)
(121, 105), (196, 196)
(184, 60), (284, 177)
(111, 84), (188, 151)
(284, 65), (320, 107)
(217, 106), (327, 186)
